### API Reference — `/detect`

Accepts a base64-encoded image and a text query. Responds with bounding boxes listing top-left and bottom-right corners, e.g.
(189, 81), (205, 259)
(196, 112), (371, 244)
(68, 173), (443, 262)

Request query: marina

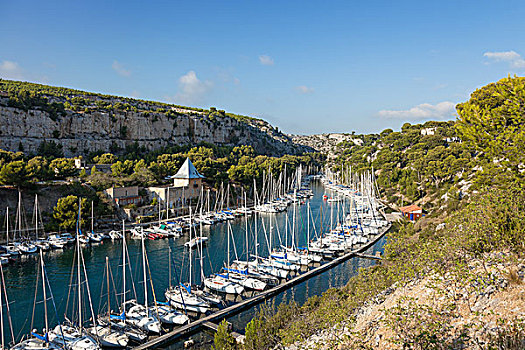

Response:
(0, 176), (390, 349)
(134, 222), (390, 349)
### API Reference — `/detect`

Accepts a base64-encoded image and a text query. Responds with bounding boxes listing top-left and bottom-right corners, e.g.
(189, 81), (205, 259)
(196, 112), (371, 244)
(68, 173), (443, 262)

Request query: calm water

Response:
(1, 181), (385, 348)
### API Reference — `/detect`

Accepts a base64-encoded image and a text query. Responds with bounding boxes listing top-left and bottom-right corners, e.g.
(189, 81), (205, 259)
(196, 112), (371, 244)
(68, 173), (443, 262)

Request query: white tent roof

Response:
(169, 157), (205, 179)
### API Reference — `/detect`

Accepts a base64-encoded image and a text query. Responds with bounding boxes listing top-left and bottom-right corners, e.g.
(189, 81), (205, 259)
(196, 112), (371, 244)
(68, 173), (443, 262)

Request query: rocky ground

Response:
(285, 252), (525, 349)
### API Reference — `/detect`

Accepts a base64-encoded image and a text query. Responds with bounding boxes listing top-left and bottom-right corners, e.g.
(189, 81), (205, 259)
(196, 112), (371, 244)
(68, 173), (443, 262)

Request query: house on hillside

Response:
(105, 185), (142, 206)
(421, 127), (436, 136)
(399, 204), (423, 221)
(147, 158), (205, 209)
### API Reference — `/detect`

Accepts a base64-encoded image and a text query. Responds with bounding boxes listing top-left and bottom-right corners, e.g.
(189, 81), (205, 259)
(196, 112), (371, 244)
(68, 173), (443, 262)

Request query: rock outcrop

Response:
(0, 103), (310, 157)
(291, 133), (361, 159)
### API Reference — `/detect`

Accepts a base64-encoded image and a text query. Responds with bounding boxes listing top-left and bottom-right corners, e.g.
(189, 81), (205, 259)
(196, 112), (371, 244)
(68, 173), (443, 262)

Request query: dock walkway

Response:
(135, 223), (391, 349)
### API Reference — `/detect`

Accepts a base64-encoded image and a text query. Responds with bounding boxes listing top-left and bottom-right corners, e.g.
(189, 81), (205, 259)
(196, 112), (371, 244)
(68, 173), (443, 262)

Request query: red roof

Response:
(399, 204), (422, 213)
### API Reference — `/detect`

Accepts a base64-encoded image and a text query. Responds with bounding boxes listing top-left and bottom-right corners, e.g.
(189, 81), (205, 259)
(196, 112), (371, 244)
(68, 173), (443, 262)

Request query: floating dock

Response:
(135, 223), (391, 349)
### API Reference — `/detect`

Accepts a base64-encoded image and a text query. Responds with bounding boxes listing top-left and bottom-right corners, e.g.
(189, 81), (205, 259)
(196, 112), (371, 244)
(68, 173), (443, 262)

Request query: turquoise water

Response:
(0, 181), (385, 348)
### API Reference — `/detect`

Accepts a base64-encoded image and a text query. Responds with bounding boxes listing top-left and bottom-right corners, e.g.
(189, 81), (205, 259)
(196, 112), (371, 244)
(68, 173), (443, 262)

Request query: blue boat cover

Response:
(110, 311), (126, 320)
(31, 332), (48, 342)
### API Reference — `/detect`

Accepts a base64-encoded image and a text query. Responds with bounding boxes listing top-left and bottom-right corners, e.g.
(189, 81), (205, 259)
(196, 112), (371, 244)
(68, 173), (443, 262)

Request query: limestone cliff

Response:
(0, 80), (312, 157)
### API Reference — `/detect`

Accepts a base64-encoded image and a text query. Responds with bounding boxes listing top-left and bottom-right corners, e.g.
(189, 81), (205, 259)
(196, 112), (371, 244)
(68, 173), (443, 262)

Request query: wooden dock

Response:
(354, 252), (382, 260)
(135, 224), (391, 349)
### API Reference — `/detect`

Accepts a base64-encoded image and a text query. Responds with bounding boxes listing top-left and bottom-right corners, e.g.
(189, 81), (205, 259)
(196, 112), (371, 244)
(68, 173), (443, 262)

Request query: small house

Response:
(105, 185), (142, 207)
(399, 204), (423, 221)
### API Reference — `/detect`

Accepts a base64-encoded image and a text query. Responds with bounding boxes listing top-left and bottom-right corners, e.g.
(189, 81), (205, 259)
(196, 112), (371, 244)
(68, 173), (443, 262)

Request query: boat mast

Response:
(0, 266), (3, 350)
(166, 187), (170, 221)
(17, 191), (21, 240)
(307, 202), (310, 251)
(254, 211), (258, 262)
(122, 220), (126, 312)
(5, 207), (8, 245)
(106, 257), (110, 323)
(158, 197), (161, 223)
(292, 189), (297, 249)
(76, 200), (82, 334)
(199, 207), (205, 282)
(244, 193), (248, 262)
(39, 249), (49, 344)
(168, 247), (172, 289)
(141, 233), (148, 313)
(33, 194), (38, 240)
(227, 219), (230, 273)
(91, 201), (94, 233)
(0, 264), (13, 345)
(189, 208), (192, 287)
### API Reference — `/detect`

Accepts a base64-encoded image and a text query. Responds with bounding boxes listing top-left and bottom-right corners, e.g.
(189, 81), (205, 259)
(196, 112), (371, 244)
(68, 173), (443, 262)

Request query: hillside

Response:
(214, 76), (525, 350)
(0, 79), (312, 157)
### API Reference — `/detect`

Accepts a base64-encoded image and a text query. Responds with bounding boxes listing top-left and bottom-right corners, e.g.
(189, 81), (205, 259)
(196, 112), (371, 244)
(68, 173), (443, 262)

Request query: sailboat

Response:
(102, 221), (147, 344)
(203, 220), (244, 295)
(33, 195), (50, 252)
(1, 207), (15, 262)
(232, 198), (289, 279)
(165, 210), (213, 314)
(87, 257), (129, 348)
(87, 202), (104, 243)
(11, 250), (52, 350)
(122, 234), (162, 334)
(221, 222), (266, 291)
(227, 195), (279, 287)
(15, 192), (37, 255)
(142, 248), (189, 326)
(48, 204), (99, 350)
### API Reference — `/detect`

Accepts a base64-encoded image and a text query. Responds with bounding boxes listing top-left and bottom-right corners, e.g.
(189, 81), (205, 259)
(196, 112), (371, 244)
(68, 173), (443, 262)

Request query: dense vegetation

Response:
(213, 76), (525, 349)
(329, 76), (525, 214)
(0, 143), (321, 231)
(0, 79), (263, 125)
(0, 144), (321, 190)
(331, 121), (468, 210)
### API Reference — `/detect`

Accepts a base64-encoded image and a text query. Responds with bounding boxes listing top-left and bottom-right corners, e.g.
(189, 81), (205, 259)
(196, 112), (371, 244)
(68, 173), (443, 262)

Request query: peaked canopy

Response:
(170, 157), (205, 179)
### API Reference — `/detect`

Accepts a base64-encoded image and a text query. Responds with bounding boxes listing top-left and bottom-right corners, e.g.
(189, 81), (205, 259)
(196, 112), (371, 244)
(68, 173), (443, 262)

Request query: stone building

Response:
(147, 158), (205, 208)
(105, 185), (142, 206)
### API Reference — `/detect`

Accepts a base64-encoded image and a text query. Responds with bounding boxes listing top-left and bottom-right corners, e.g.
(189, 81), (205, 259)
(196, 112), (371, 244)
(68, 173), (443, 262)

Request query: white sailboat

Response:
(104, 221), (147, 344)
(11, 250), (52, 350)
(124, 234), (161, 334)
(165, 210), (212, 313)
(203, 221), (244, 295)
(48, 206), (100, 350)
(87, 257), (129, 348)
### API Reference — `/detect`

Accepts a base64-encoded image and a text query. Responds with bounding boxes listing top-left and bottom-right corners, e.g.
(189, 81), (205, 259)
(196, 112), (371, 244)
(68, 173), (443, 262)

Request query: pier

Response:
(135, 223), (391, 349)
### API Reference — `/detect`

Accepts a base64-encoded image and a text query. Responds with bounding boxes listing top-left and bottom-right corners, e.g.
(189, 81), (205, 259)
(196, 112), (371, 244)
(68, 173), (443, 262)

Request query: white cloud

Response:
(259, 55), (274, 66)
(483, 50), (525, 68)
(296, 85), (314, 94)
(172, 70), (213, 105)
(112, 60), (131, 77)
(378, 101), (456, 121)
(0, 60), (24, 80)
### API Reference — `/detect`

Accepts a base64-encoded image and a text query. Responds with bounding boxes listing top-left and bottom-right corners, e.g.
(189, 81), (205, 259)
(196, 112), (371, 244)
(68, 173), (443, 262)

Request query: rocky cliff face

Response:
(0, 103), (309, 157)
(292, 133), (362, 159)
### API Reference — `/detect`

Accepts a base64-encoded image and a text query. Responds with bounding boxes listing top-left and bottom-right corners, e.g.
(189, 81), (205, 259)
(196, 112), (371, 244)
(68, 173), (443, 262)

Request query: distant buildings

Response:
(420, 127), (436, 136)
(399, 204), (423, 221)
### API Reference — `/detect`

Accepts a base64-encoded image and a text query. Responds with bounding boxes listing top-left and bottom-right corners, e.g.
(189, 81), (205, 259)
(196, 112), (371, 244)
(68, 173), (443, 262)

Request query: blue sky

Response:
(1, 0), (524, 134)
